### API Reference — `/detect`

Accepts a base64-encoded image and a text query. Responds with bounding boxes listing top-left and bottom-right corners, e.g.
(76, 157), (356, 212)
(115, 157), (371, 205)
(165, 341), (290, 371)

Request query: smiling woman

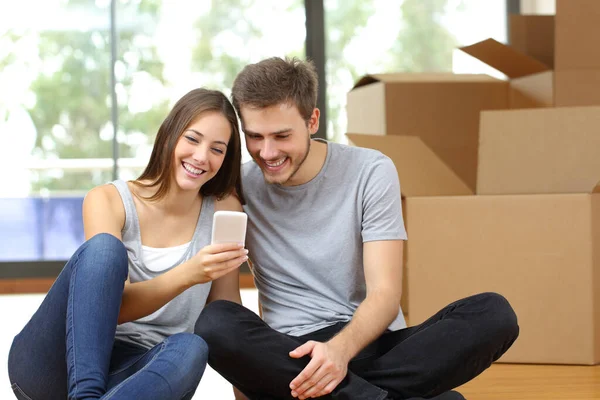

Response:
(7, 88), (249, 400)
(176, 115), (230, 185)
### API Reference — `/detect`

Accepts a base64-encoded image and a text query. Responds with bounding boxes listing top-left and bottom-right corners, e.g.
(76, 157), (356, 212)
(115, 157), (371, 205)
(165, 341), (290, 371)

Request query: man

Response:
(195, 57), (519, 400)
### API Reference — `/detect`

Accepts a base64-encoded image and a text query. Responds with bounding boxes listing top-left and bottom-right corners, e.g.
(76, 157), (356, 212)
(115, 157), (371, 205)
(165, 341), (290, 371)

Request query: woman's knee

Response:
(170, 333), (209, 367)
(187, 334), (209, 368)
(80, 233), (128, 279)
(85, 233), (126, 257)
(167, 333), (209, 391)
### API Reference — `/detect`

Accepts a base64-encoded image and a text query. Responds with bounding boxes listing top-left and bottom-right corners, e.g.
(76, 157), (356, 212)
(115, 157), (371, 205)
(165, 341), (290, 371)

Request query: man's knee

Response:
(479, 292), (519, 342)
(194, 300), (246, 345)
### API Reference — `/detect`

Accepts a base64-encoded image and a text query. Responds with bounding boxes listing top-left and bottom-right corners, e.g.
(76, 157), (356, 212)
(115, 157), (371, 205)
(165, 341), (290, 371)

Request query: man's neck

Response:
(286, 139), (328, 186)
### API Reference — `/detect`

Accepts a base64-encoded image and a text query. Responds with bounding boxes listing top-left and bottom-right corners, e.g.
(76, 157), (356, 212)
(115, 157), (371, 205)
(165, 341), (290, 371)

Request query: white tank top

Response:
(142, 242), (191, 272)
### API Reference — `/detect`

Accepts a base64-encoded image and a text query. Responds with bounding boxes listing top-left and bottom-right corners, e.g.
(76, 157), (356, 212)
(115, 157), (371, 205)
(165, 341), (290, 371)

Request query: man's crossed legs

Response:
(195, 292), (518, 400)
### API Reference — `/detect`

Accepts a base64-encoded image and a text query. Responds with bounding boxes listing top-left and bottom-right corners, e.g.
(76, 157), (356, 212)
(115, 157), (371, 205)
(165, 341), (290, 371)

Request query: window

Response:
(0, 0), (111, 261)
(0, 0), (305, 263)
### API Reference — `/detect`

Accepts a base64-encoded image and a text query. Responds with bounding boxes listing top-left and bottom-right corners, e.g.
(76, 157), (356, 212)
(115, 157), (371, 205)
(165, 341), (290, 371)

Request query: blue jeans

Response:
(8, 233), (208, 400)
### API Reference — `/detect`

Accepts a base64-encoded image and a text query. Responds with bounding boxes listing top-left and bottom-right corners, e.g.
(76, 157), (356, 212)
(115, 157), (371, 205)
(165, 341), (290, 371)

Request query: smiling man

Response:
(195, 57), (519, 400)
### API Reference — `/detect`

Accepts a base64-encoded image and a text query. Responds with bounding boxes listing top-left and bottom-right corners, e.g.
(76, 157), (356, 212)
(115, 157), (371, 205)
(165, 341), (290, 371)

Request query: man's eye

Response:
(276, 135), (290, 139)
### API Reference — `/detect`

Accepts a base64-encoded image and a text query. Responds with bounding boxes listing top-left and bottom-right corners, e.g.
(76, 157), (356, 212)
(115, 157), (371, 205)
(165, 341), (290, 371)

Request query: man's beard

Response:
(258, 135), (312, 186)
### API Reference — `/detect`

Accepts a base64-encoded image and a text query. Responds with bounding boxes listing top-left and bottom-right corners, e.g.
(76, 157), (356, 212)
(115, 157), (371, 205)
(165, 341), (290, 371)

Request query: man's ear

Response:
(308, 108), (320, 135)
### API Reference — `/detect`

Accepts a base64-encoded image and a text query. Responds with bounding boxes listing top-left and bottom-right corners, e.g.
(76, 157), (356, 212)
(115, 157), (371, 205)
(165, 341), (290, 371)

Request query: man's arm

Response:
(289, 155), (406, 399)
(328, 239), (403, 356)
(288, 240), (403, 399)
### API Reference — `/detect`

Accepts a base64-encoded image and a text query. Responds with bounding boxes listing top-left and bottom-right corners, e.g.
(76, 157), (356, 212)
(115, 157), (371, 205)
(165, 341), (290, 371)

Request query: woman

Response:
(8, 88), (248, 400)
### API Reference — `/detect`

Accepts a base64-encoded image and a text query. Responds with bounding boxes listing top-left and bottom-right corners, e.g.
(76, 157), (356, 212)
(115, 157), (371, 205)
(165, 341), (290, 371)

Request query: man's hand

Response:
(288, 340), (350, 399)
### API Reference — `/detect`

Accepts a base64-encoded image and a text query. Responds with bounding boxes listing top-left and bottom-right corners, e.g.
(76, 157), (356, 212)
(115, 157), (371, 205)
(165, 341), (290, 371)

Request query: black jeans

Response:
(195, 292), (519, 400)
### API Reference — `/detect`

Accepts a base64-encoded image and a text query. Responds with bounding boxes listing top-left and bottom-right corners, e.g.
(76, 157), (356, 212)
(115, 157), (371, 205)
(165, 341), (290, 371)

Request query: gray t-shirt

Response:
(243, 140), (407, 337)
(111, 180), (213, 349)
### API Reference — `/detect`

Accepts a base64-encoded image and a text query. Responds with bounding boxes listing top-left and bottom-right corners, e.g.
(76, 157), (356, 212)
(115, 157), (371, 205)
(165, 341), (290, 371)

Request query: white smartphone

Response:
(211, 211), (248, 246)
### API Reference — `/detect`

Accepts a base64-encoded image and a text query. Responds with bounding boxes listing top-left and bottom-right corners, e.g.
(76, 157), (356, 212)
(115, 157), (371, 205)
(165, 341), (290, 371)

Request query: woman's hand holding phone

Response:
(182, 211), (249, 284)
(189, 243), (248, 284)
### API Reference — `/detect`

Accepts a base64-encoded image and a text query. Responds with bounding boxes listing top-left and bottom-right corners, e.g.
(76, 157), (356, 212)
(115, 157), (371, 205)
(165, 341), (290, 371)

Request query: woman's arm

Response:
(82, 184), (125, 241)
(206, 193), (245, 305)
(208, 194), (247, 400)
(82, 185), (191, 323)
(83, 185), (246, 324)
(117, 249), (243, 323)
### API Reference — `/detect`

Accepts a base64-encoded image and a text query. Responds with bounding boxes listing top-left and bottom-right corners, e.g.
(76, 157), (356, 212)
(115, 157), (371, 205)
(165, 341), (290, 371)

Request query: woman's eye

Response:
(185, 135), (199, 143)
(212, 148), (225, 155)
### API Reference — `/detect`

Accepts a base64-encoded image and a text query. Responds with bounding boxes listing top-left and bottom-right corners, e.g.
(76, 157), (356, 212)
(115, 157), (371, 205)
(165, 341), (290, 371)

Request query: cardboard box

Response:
(459, 38), (553, 108)
(346, 134), (472, 197)
(555, 0), (600, 70)
(346, 74), (508, 191)
(509, 70), (553, 109)
(406, 185), (600, 365)
(510, 14), (555, 69)
(477, 106), (600, 195)
(507, 15), (555, 107)
(465, 3), (600, 107)
(554, 0), (600, 104)
(346, 134), (473, 314)
(555, 70), (600, 107)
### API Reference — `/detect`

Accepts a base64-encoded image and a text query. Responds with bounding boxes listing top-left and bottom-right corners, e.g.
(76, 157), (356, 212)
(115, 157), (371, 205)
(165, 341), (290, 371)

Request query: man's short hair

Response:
(232, 57), (318, 122)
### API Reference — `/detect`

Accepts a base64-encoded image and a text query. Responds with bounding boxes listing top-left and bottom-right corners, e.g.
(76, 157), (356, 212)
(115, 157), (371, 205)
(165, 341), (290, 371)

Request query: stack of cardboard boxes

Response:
(346, 0), (599, 365)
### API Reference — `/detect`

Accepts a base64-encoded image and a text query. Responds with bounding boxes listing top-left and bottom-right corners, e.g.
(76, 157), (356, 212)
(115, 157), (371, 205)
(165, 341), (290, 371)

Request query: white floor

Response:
(0, 289), (261, 399)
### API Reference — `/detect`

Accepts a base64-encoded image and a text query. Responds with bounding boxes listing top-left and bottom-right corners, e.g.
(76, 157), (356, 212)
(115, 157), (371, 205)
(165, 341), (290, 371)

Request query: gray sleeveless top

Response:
(111, 180), (213, 349)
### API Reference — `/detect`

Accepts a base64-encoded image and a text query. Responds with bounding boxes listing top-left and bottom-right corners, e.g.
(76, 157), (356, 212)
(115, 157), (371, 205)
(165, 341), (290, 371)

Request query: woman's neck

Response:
(133, 180), (202, 215)
(161, 185), (202, 215)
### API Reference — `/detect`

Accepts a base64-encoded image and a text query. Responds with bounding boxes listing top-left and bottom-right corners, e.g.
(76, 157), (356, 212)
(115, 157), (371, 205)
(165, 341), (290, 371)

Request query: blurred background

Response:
(4, 1), (584, 399)
(0, 0), (527, 266)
